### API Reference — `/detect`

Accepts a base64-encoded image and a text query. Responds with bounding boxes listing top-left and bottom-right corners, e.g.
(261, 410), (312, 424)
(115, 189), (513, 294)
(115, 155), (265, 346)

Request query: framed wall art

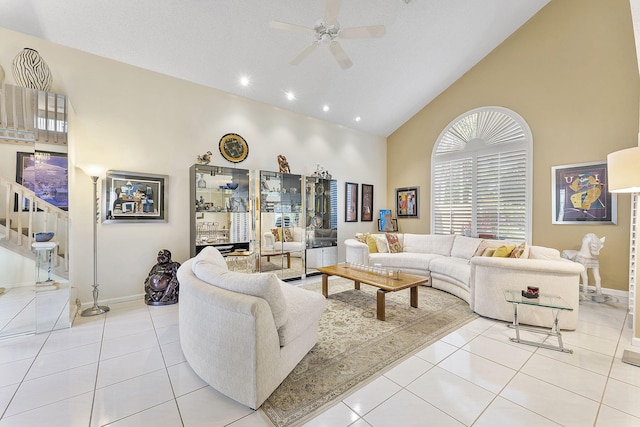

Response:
(551, 161), (616, 224)
(361, 184), (373, 222)
(102, 170), (168, 223)
(16, 151), (68, 211)
(345, 182), (358, 222)
(378, 209), (397, 232)
(396, 187), (419, 218)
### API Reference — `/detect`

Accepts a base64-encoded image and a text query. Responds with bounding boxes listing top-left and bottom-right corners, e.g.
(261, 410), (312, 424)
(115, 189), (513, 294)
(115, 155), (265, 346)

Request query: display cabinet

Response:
(305, 176), (338, 275)
(253, 170), (305, 280)
(189, 165), (252, 258)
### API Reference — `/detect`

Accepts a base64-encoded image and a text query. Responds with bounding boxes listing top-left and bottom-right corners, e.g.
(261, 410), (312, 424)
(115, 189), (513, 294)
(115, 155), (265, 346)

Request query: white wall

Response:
(0, 28), (386, 304)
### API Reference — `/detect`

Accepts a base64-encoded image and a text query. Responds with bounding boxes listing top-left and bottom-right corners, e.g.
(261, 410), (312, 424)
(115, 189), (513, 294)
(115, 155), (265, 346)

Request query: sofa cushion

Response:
(492, 245), (516, 257)
(529, 246), (561, 260)
(510, 242), (529, 259)
(193, 263), (288, 328)
(277, 283), (326, 346)
(451, 236), (483, 260)
(369, 252), (443, 270)
(429, 257), (472, 286)
(365, 234), (379, 253)
(191, 246), (229, 274)
(402, 234), (456, 256)
(386, 233), (402, 253)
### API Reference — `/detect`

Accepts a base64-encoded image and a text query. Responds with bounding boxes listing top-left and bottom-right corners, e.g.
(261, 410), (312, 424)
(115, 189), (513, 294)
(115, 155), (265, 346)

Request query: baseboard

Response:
(80, 293), (145, 309)
(582, 285), (629, 301)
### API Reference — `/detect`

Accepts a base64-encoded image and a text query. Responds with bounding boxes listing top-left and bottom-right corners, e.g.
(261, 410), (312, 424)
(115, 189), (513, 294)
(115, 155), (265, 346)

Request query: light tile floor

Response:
(0, 284), (639, 427)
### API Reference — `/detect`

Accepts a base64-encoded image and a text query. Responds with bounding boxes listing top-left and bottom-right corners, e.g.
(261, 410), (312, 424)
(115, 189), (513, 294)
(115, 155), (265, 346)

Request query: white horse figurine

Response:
(562, 233), (606, 301)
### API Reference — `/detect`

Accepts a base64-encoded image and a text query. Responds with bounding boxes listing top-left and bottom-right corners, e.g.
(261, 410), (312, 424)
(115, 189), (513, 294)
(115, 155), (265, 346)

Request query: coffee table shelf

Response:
(503, 289), (573, 353)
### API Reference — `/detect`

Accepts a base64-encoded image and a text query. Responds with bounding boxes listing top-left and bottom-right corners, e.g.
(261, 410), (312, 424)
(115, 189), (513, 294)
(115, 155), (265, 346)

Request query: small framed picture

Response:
(345, 182), (358, 222)
(16, 151), (68, 211)
(551, 161), (616, 224)
(103, 170), (168, 223)
(378, 209), (398, 232)
(396, 187), (419, 218)
(361, 184), (373, 222)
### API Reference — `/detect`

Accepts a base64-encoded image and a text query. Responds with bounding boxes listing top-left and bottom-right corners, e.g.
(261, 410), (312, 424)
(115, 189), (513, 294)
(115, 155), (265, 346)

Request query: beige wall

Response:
(0, 28), (387, 304)
(388, 0), (640, 292)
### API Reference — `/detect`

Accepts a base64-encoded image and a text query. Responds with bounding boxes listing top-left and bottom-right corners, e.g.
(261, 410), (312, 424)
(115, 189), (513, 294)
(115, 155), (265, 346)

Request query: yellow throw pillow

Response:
(481, 247), (496, 257)
(271, 228), (282, 242)
(492, 245), (516, 258)
(365, 234), (379, 253)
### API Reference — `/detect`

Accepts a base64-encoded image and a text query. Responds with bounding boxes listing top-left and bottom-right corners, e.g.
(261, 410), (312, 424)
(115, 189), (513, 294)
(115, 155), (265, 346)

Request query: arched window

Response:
(431, 106), (532, 242)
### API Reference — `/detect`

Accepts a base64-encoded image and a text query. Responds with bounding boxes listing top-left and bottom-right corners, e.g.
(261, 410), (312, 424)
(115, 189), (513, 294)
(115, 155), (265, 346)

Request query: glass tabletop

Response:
(503, 289), (573, 311)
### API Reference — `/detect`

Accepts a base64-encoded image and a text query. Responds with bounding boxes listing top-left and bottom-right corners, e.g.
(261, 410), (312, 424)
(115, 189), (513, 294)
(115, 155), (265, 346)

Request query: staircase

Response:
(0, 175), (69, 277)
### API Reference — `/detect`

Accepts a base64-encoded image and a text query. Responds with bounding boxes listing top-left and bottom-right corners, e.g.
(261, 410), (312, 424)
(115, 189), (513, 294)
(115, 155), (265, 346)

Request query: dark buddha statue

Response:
(144, 249), (180, 306)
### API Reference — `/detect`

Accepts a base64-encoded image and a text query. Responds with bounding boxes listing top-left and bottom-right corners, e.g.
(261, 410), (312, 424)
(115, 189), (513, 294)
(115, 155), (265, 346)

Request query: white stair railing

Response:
(0, 174), (69, 272)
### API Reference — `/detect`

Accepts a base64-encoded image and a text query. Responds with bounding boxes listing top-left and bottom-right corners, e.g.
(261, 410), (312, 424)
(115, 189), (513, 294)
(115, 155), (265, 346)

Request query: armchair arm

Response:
(263, 231), (275, 247)
(470, 256), (584, 329)
(345, 238), (369, 265)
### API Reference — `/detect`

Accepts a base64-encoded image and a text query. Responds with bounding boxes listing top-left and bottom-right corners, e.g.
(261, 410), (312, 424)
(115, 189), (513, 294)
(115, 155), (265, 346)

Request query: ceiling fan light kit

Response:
(270, 0), (386, 69)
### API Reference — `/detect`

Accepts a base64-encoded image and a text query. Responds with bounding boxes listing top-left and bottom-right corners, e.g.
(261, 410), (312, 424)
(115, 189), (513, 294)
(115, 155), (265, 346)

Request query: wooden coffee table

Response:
(260, 250), (291, 268)
(316, 264), (430, 320)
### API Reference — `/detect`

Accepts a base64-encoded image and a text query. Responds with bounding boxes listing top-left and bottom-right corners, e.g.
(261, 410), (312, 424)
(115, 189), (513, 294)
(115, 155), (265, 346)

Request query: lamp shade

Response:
(607, 147), (640, 193)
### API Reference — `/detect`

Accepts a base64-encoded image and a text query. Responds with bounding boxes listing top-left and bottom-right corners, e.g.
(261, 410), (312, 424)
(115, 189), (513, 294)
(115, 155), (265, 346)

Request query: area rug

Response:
(261, 278), (477, 426)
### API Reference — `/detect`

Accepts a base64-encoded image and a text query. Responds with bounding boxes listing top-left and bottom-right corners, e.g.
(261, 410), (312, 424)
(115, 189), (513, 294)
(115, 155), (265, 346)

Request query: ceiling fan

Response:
(270, 0), (386, 70)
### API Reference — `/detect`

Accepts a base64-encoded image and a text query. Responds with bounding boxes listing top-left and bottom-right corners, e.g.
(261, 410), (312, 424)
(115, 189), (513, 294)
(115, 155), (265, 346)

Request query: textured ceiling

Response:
(0, 0), (549, 137)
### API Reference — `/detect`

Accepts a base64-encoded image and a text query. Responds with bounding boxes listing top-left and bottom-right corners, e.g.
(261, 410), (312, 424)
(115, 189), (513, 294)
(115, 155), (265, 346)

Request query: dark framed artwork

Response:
(345, 182), (358, 222)
(361, 184), (373, 222)
(16, 151), (68, 211)
(396, 187), (419, 218)
(551, 161), (616, 224)
(103, 170), (168, 223)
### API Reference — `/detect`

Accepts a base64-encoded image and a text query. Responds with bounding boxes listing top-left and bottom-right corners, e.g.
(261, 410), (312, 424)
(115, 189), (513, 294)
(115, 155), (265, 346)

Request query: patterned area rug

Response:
(261, 278), (477, 426)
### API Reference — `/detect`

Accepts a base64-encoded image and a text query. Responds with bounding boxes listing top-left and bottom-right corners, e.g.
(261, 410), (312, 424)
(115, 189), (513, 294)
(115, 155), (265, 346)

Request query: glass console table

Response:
(503, 289), (574, 354)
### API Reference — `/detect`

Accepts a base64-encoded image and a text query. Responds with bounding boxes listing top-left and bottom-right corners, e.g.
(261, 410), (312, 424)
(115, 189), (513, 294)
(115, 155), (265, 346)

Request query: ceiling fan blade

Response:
(270, 20), (315, 35)
(290, 42), (319, 65)
(339, 25), (386, 39)
(329, 41), (352, 69)
(324, 0), (342, 27)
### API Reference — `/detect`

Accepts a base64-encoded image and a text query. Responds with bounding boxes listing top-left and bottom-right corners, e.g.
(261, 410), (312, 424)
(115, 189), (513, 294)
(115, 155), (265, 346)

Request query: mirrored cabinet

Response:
(190, 165), (338, 280)
(254, 170), (305, 281)
(305, 176), (337, 274)
(189, 165), (252, 258)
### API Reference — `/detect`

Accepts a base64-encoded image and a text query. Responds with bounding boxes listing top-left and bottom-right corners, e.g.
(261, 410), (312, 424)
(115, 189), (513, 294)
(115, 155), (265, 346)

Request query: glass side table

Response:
(503, 289), (574, 354)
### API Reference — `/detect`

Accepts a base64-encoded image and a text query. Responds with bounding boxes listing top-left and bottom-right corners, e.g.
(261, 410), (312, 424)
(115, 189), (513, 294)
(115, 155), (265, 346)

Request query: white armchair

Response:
(263, 226), (306, 254)
(177, 247), (326, 408)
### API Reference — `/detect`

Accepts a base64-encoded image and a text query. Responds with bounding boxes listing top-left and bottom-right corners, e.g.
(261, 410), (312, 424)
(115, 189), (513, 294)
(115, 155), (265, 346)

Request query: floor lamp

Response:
(608, 146), (640, 366)
(79, 167), (110, 317)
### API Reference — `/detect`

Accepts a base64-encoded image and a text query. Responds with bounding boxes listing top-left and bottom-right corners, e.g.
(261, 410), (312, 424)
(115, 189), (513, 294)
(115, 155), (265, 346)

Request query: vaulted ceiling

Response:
(0, 0), (550, 137)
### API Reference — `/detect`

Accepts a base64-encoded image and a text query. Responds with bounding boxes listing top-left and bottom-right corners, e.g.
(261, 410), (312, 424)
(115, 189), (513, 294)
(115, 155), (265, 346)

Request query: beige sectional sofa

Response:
(345, 233), (584, 329)
(177, 247), (326, 409)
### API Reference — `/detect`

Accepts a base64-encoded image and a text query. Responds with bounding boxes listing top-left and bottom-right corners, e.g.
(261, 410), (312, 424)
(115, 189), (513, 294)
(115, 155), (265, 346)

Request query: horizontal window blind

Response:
(432, 158), (473, 235)
(476, 150), (527, 241)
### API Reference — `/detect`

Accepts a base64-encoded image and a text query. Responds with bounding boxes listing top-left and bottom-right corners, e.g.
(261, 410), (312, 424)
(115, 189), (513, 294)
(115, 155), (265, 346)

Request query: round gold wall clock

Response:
(219, 133), (249, 163)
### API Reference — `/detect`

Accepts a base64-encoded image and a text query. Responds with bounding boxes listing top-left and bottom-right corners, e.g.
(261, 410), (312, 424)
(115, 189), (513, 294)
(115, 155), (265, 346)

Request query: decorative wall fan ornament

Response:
(270, 0), (385, 70)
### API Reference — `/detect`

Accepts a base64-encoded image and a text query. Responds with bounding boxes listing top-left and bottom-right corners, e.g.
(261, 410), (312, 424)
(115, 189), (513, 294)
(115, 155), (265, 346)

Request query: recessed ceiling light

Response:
(285, 91), (296, 101)
(355, 116), (361, 122)
(239, 76), (250, 87)
(323, 105), (330, 112)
